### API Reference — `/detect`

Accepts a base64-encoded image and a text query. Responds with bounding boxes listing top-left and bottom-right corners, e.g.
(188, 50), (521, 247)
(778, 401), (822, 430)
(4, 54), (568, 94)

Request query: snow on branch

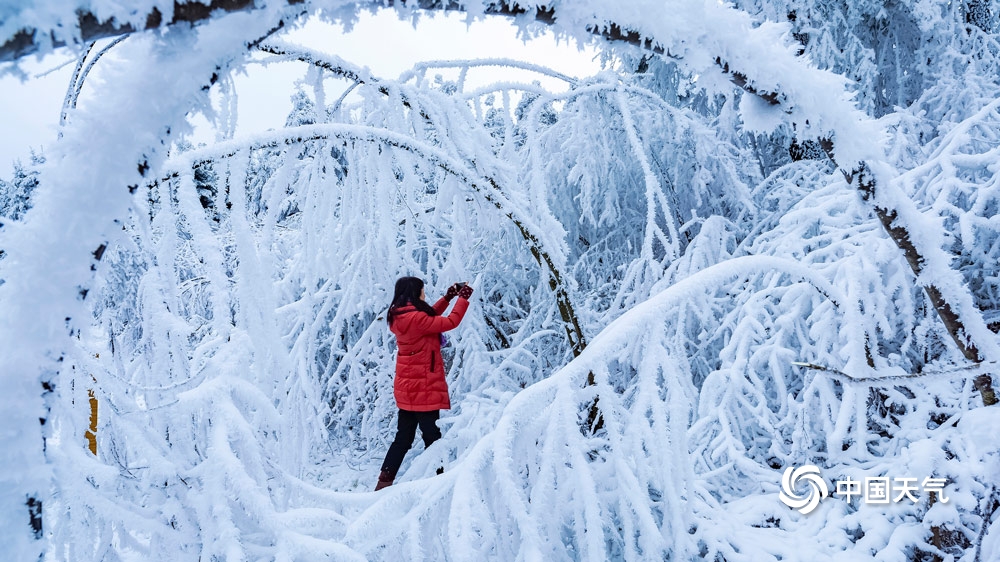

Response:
(336, 255), (858, 559)
(164, 120), (587, 355)
(400, 58), (578, 87)
(3, 1), (879, 159)
(6, 1), (999, 560)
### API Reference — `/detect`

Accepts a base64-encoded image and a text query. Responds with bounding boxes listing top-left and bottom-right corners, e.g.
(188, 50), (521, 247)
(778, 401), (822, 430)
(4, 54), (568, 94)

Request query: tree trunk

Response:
(852, 163), (997, 407)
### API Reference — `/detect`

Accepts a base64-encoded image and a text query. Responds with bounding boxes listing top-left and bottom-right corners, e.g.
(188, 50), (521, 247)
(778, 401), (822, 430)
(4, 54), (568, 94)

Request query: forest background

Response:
(1, 1), (999, 560)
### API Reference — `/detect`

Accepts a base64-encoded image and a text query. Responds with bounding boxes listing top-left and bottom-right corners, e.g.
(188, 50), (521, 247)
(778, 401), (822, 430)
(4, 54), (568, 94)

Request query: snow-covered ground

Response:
(2, 1), (999, 560)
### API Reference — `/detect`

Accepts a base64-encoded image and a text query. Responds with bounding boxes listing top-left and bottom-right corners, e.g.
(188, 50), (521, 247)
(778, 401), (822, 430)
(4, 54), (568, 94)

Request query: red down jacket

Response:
(390, 296), (469, 411)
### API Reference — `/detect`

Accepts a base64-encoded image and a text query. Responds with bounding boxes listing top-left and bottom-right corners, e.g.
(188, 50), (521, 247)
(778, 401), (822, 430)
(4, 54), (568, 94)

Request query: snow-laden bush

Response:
(2, 1), (999, 560)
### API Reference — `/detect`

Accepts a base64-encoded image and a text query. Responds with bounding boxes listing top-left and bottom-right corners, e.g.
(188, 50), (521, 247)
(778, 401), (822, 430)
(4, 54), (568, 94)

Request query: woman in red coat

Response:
(375, 276), (473, 490)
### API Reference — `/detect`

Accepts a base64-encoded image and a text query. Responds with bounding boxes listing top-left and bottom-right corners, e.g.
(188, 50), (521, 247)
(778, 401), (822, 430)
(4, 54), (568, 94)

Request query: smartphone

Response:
(456, 282), (467, 288)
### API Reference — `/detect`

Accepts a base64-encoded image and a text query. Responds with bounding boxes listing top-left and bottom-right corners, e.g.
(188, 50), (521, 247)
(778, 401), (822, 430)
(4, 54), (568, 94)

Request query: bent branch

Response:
(821, 151), (998, 407)
(161, 125), (588, 357)
(2, 0), (781, 109)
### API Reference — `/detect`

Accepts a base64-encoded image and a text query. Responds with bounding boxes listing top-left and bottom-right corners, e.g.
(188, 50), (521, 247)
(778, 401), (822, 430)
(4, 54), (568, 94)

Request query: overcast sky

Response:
(0, 9), (602, 180)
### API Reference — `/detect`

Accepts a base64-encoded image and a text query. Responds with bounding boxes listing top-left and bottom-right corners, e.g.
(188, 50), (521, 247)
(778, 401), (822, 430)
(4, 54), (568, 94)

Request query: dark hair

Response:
(387, 276), (437, 325)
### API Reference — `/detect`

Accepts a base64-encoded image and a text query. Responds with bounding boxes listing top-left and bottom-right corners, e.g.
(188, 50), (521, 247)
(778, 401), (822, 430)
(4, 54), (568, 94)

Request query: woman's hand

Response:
(445, 283), (462, 300)
(457, 284), (473, 299)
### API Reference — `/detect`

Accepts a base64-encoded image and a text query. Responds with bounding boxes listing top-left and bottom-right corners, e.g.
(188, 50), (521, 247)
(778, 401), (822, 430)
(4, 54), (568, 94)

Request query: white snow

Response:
(2, 0), (999, 560)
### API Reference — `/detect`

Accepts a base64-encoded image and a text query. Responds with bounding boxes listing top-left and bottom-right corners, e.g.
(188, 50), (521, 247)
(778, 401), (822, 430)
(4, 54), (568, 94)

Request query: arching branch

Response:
(245, 45), (602, 425)
(2, 0), (781, 110)
(61, 35), (130, 126)
(251, 45), (591, 352)
(161, 124), (588, 358)
(2, 0), (270, 61)
(165, 123), (602, 428)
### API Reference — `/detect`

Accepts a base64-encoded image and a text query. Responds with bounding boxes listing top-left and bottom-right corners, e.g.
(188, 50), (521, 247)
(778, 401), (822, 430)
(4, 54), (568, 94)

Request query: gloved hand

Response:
(445, 283), (462, 300)
(457, 284), (474, 299)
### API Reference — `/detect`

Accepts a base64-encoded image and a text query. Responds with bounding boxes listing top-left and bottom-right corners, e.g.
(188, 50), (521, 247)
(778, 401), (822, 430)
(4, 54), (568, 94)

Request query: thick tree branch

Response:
(857, 168), (996, 406)
(2, 0), (781, 110)
(159, 123), (601, 427)
(158, 126), (588, 354)
(820, 146), (998, 407)
(254, 45), (590, 352)
(1, 0), (283, 61)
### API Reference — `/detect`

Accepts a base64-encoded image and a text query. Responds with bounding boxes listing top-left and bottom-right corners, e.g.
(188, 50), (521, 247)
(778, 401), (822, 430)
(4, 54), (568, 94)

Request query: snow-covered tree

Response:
(0, 152), (44, 221)
(1, 1), (999, 561)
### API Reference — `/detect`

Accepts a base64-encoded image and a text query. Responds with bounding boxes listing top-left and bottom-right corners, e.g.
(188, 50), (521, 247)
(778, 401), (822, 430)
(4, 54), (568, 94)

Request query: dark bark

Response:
(26, 497), (42, 539)
(965, 0), (992, 33)
(1, 0), (275, 62)
(245, 44), (602, 423)
(848, 162), (997, 407)
(2, 1), (782, 111)
(7, 0), (986, 447)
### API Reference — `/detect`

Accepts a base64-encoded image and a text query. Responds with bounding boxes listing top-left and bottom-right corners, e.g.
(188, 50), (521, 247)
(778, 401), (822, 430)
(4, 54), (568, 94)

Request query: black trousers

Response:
(380, 409), (441, 477)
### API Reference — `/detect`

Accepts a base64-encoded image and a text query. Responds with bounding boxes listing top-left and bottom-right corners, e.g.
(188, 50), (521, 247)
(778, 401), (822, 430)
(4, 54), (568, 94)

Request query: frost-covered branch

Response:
(0, 0), (797, 118)
(165, 123), (588, 356)
(0, 0), (307, 62)
(401, 58), (578, 88)
(60, 35), (130, 126)
(794, 360), (1000, 384)
(258, 41), (371, 86)
(854, 162), (995, 406)
(825, 153), (1000, 407)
